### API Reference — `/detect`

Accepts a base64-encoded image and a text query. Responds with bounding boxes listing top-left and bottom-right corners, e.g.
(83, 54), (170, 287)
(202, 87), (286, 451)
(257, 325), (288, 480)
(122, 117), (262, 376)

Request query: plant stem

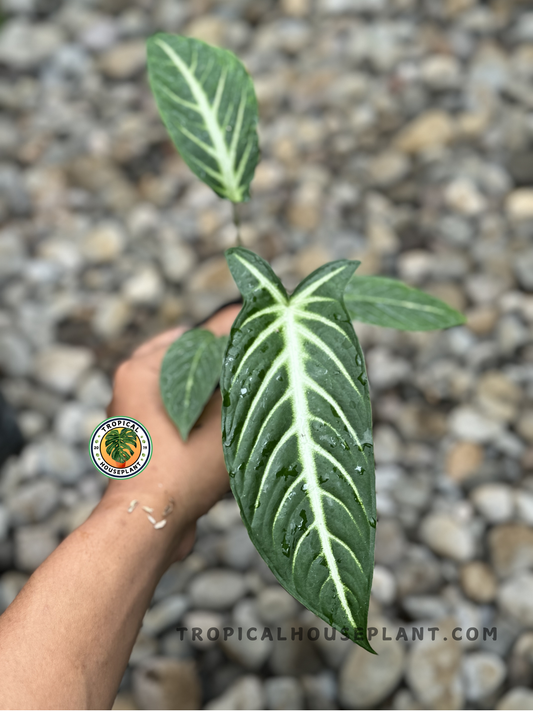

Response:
(232, 202), (242, 247)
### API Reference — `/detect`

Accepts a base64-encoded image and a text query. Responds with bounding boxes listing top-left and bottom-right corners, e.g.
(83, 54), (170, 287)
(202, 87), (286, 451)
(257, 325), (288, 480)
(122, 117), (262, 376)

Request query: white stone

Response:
(506, 189), (533, 221)
(34, 345), (94, 395)
(339, 617), (405, 708)
(92, 296), (131, 340)
(160, 243), (196, 284)
(448, 406), (503, 443)
(188, 570), (247, 610)
(421, 54), (461, 89)
(514, 490), (533, 526)
(445, 178), (487, 216)
(498, 573), (533, 626)
(371, 565), (397, 605)
(462, 652), (506, 701)
(470, 484), (514, 524)
(420, 512), (475, 562)
(7, 480), (59, 525)
(122, 267), (164, 306)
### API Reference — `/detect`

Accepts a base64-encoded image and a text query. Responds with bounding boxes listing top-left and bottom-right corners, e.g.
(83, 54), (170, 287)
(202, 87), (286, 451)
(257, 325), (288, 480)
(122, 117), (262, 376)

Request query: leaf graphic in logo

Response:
(105, 428), (138, 465)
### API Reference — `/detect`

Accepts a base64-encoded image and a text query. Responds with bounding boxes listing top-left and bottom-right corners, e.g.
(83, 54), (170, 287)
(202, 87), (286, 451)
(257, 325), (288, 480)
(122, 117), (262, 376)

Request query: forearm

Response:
(0, 480), (182, 710)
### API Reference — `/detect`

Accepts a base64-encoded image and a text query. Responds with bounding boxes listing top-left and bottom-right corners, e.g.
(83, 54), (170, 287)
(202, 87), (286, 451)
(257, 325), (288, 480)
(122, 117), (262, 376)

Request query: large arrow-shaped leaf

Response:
(344, 275), (466, 330)
(221, 248), (376, 652)
(147, 33), (259, 202)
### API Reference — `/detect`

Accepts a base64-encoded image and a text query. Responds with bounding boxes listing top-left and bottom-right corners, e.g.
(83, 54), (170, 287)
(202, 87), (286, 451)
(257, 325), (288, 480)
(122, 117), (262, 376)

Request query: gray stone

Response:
(205, 499), (243, 532)
(406, 618), (464, 709)
(222, 599), (272, 670)
(371, 565), (397, 605)
(339, 617), (405, 708)
(498, 573), (533, 626)
(463, 652), (506, 701)
(182, 610), (224, 650)
(0, 331), (33, 377)
(256, 585), (299, 624)
(0, 505), (9, 542)
(132, 657), (201, 710)
(509, 632), (533, 686)
(188, 570), (247, 610)
(98, 40), (146, 79)
(14, 524), (59, 573)
(34, 346), (94, 395)
(217, 526), (259, 571)
(205, 675), (265, 710)
(0, 20), (64, 69)
(265, 677), (304, 710)
(7, 480), (60, 525)
(143, 595), (189, 637)
(301, 672), (337, 710)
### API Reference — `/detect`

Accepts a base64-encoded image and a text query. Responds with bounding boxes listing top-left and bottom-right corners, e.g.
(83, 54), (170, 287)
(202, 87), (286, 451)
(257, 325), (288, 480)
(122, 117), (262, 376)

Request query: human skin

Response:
(0, 304), (240, 710)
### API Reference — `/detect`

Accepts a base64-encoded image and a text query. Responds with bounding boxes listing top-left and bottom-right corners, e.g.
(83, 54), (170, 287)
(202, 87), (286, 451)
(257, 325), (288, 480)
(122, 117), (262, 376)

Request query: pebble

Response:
(122, 266), (164, 306)
(205, 675), (265, 711)
(470, 484), (514, 523)
(446, 441), (484, 482)
(221, 599), (272, 670)
(188, 570), (247, 610)
(339, 617), (405, 708)
(14, 524), (59, 573)
(182, 610), (224, 650)
(444, 178), (486, 216)
(34, 346), (94, 395)
(463, 652), (507, 701)
(489, 524), (533, 578)
(406, 618), (464, 709)
(0, 505), (9, 542)
(498, 573), (533, 626)
(0, 20), (64, 69)
(460, 561), (497, 603)
(508, 632), (533, 686)
(264, 677), (304, 710)
(371, 565), (397, 605)
(394, 111), (455, 154)
(256, 585), (299, 624)
(420, 513), (475, 562)
(497, 687), (533, 710)
(448, 406), (503, 443)
(81, 222), (125, 263)
(301, 671), (337, 710)
(506, 189), (533, 221)
(217, 526), (259, 571)
(132, 657), (201, 711)
(98, 40), (146, 79)
(142, 595), (189, 637)
(7, 480), (60, 525)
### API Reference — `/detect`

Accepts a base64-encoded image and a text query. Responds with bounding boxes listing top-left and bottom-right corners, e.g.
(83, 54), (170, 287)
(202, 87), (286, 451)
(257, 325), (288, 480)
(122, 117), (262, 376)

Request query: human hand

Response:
(98, 304), (241, 562)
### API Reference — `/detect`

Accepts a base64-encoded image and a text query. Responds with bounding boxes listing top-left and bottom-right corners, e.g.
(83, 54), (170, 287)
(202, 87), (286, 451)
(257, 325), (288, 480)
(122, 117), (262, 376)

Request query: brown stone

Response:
(489, 524), (533, 578)
(446, 441), (484, 482)
(460, 561), (497, 603)
(394, 111), (455, 154)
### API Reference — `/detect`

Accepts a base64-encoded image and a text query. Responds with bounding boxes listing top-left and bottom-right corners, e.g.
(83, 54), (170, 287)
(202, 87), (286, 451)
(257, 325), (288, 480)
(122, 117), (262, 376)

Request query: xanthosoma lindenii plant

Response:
(147, 33), (466, 653)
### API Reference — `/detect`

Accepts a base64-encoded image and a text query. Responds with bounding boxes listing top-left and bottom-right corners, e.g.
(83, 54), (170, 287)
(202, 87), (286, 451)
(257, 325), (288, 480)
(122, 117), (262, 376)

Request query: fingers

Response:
(131, 326), (187, 359)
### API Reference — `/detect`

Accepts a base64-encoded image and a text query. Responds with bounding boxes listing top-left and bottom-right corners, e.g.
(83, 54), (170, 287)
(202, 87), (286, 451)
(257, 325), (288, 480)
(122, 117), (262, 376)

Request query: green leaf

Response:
(104, 428), (138, 464)
(344, 275), (466, 331)
(146, 33), (259, 203)
(161, 329), (228, 441)
(221, 247), (376, 652)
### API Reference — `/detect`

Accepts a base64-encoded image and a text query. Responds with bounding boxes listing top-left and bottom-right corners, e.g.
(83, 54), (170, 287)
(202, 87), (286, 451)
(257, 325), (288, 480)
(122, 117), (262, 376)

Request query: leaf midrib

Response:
(155, 38), (240, 200)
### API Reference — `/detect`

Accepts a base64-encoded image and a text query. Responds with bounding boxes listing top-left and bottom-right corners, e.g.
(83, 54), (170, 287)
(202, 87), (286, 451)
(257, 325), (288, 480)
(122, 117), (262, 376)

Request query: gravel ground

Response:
(0, 0), (533, 709)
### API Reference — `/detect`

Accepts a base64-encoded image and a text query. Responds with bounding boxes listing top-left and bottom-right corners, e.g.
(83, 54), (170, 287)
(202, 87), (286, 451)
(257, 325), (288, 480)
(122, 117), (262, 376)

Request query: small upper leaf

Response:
(161, 329), (227, 441)
(221, 247), (376, 653)
(344, 275), (466, 331)
(147, 33), (259, 202)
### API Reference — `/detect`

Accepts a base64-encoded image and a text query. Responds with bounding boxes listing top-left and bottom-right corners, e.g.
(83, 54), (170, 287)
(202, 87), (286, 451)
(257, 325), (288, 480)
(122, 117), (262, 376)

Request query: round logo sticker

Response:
(89, 417), (152, 480)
